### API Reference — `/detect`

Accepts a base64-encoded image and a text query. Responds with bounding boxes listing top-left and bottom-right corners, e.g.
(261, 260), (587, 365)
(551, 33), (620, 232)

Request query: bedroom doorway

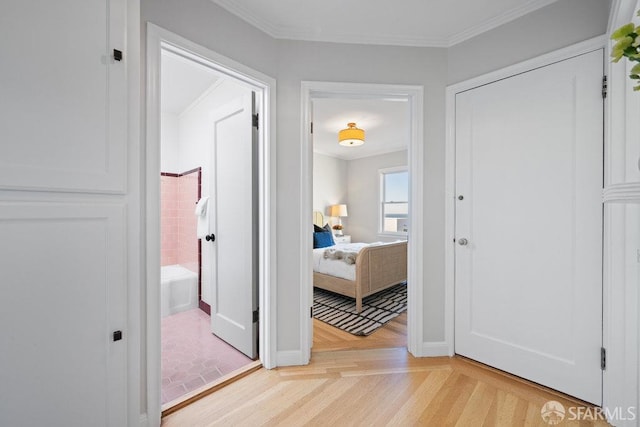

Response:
(311, 98), (410, 352)
(300, 82), (425, 359)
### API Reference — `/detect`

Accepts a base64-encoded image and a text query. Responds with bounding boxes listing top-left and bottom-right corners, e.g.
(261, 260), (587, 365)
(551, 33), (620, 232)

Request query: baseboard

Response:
(419, 341), (451, 357)
(276, 350), (306, 366)
(198, 300), (210, 315)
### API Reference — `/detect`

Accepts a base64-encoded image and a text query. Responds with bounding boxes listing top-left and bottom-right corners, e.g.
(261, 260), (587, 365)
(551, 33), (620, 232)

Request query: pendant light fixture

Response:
(338, 122), (365, 146)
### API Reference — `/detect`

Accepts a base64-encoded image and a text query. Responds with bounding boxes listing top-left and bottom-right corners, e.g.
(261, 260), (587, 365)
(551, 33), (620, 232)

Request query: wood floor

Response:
(312, 312), (407, 352)
(163, 316), (609, 426)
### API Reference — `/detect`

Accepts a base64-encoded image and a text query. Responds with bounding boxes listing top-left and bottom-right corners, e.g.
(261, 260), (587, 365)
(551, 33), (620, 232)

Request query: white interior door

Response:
(454, 49), (604, 404)
(208, 93), (258, 359)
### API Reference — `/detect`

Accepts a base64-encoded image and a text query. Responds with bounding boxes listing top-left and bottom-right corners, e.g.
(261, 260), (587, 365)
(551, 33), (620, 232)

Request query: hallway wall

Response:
(140, 0), (612, 417)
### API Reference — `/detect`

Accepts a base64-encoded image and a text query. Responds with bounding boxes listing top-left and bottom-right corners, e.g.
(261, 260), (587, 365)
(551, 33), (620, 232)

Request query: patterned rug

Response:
(313, 283), (407, 336)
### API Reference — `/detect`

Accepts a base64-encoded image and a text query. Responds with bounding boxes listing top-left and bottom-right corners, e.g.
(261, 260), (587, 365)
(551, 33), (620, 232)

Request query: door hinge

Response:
(310, 306), (313, 318)
(602, 76), (608, 99)
(253, 309), (259, 323)
(113, 49), (123, 62)
(601, 347), (606, 370)
(252, 113), (259, 130)
(310, 122), (313, 134)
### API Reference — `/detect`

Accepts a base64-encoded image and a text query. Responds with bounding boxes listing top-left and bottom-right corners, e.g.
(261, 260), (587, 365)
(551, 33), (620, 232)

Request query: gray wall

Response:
(141, 0), (278, 77)
(313, 153), (349, 228)
(347, 150), (408, 243)
(447, 0), (611, 84)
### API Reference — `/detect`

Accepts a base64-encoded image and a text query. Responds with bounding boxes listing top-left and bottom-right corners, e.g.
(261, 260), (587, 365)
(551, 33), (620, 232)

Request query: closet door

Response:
(454, 49), (603, 404)
(0, 1), (129, 426)
(0, 0), (126, 192)
(0, 204), (127, 426)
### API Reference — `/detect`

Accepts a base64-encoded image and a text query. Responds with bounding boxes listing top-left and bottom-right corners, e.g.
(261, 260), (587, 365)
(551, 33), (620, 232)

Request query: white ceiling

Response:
(313, 98), (409, 161)
(161, 50), (219, 115)
(211, 0), (559, 47)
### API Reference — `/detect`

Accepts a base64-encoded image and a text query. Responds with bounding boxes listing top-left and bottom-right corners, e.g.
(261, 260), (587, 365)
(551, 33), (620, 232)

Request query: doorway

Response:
(158, 48), (260, 408)
(310, 97), (410, 352)
(146, 25), (276, 424)
(300, 82), (425, 360)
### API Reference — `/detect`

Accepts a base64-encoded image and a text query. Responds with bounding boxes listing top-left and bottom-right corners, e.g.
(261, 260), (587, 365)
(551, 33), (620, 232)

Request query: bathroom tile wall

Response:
(177, 172), (199, 274)
(161, 175), (179, 266)
(161, 171), (199, 270)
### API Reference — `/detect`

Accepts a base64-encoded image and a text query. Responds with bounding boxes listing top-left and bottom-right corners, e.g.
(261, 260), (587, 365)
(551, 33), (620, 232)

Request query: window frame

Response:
(378, 166), (409, 237)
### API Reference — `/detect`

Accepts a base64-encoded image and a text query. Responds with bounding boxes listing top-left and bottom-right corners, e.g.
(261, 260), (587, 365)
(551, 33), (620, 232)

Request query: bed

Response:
(312, 211), (407, 313)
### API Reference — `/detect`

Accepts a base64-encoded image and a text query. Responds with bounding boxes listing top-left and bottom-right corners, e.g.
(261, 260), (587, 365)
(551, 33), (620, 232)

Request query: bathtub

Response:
(161, 265), (198, 317)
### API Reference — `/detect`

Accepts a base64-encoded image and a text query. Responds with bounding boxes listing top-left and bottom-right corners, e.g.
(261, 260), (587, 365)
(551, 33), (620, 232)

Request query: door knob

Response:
(205, 233), (216, 242)
(458, 238), (468, 246)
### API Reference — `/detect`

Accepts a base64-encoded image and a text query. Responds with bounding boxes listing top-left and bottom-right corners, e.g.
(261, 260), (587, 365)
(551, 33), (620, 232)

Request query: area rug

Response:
(313, 282), (407, 336)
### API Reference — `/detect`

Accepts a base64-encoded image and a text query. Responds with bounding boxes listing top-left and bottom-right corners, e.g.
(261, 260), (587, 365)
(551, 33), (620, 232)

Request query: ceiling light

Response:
(338, 122), (365, 146)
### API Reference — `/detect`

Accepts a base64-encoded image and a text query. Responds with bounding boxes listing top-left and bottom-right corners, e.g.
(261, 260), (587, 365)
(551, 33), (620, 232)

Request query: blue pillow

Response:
(313, 231), (335, 248)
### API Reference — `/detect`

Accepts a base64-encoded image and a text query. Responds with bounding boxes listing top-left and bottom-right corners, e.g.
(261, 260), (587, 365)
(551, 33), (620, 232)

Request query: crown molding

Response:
(274, 26), (450, 48)
(213, 0), (282, 37)
(213, 0), (561, 48)
(447, 0), (559, 46)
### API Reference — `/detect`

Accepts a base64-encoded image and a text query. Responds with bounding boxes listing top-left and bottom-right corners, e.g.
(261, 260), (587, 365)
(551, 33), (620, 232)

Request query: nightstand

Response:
(334, 235), (351, 244)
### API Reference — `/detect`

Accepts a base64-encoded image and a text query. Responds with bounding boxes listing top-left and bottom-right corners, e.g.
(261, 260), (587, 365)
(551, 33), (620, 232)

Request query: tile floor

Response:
(161, 308), (254, 405)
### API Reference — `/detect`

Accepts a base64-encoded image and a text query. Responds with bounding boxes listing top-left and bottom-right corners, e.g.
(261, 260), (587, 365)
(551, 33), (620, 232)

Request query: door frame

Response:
(145, 24), (277, 424)
(604, 0), (640, 418)
(444, 33), (606, 384)
(299, 82), (424, 360)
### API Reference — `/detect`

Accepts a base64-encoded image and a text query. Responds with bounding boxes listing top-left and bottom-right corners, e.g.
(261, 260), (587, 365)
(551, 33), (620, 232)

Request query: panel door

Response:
(0, 0), (126, 192)
(208, 94), (258, 359)
(454, 49), (604, 404)
(0, 203), (126, 426)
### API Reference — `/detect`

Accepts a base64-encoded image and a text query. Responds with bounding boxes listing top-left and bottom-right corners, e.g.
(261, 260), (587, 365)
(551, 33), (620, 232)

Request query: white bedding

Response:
(312, 242), (368, 281)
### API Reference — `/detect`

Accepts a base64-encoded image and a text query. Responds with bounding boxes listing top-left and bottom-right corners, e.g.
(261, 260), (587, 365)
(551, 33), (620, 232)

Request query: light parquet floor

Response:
(162, 346), (609, 426)
(163, 311), (609, 426)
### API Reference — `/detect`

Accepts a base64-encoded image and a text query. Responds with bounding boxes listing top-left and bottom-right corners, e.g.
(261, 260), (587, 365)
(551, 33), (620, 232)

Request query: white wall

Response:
(347, 150), (408, 243)
(313, 152), (348, 228)
(160, 112), (179, 173)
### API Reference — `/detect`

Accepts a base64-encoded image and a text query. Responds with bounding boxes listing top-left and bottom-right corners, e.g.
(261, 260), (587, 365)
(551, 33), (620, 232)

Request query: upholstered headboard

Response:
(313, 211), (324, 227)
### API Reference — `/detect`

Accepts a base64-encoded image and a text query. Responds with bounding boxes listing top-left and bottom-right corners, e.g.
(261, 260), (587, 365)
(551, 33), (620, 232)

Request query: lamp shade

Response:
(328, 204), (348, 217)
(338, 123), (365, 146)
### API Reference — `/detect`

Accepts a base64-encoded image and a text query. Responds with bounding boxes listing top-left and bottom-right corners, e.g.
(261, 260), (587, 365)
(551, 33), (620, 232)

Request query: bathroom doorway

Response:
(158, 44), (259, 410)
(146, 25), (276, 423)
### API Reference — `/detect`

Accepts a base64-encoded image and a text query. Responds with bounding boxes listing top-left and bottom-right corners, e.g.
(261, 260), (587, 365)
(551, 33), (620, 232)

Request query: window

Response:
(380, 167), (409, 235)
